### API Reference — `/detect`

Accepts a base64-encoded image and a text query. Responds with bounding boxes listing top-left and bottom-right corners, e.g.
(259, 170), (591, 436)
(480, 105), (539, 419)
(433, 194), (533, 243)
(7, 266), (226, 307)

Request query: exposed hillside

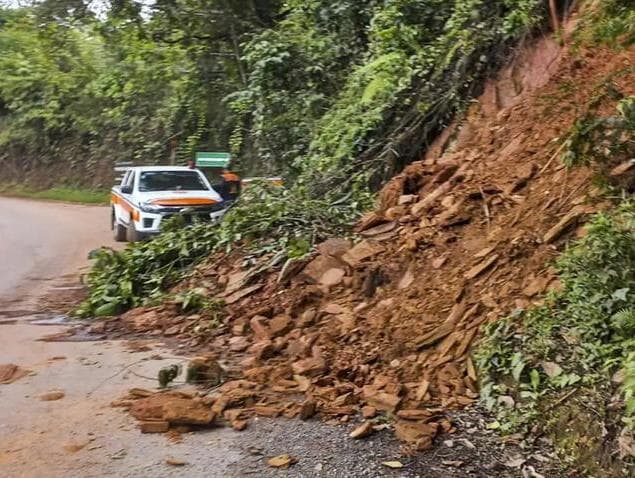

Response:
(79, 2), (635, 475)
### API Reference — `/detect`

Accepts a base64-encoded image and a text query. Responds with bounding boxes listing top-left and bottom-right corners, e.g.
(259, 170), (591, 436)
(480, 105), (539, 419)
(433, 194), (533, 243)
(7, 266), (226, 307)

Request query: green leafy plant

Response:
(477, 202), (635, 435)
(172, 288), (221, 313)
(77, 181), (357, 317)
(574, 0), (635, 48)
(562, 95), (635, 167)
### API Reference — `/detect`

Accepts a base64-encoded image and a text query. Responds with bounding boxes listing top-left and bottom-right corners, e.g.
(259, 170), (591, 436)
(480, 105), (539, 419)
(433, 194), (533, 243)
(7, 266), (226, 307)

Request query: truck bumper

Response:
(133, 208), (228, 235)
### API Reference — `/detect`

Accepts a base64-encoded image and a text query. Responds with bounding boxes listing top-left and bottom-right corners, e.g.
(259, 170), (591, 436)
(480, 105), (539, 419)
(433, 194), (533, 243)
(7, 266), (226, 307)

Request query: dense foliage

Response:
(477, 203), (635, 434)
(235, 0), (548, 196)
(563, 95), (635, 167)
(0, 0), (277, 186)
(1, 0), (546, 193)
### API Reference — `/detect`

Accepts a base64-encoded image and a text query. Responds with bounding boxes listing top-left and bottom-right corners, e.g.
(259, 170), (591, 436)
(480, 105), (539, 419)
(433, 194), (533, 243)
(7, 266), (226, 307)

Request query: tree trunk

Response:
(549, 0), (560, 32)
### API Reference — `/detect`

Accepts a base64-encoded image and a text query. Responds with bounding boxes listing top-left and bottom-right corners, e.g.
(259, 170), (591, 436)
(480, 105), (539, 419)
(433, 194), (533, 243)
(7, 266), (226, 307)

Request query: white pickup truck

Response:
(111, 166), (226, 242)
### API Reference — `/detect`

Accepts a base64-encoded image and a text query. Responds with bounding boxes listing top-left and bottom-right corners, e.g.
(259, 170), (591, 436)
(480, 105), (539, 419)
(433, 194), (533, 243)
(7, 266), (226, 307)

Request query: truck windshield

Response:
(138, 171), (209, 192)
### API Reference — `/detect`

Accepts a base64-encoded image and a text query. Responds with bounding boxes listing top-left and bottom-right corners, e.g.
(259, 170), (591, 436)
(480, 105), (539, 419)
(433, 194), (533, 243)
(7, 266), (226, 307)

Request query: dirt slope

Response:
(104, 31), (635, 452)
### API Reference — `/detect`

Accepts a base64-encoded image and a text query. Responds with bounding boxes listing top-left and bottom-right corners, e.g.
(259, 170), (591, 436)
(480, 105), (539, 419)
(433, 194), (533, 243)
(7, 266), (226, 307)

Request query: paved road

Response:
(0, 197), (113, 306)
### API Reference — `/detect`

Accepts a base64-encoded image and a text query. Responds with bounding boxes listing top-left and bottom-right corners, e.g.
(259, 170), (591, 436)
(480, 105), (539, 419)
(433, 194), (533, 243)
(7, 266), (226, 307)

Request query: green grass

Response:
(0, 184), (110, 204)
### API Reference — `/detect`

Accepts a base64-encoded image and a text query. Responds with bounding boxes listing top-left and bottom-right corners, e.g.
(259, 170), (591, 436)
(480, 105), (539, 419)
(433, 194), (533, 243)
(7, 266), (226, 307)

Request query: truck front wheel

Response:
(112, 209), (126, 242)
(126, 221), (142, 242)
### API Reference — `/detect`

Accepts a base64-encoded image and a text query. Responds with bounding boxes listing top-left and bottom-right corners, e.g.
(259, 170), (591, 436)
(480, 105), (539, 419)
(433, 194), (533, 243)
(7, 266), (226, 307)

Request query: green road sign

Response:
(195, 152), (230, 168)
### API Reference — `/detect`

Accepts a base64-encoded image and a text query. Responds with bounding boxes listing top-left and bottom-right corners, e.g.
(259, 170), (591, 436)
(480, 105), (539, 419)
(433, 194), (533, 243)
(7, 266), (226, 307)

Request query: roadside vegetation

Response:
(477, 203), (635, 473)
(0, 184), (109, 204)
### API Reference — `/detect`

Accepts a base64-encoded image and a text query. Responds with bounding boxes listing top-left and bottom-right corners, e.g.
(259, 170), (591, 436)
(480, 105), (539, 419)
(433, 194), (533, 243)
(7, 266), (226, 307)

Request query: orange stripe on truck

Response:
(151, 198), (218, 206)
(111, 192), (138, 218)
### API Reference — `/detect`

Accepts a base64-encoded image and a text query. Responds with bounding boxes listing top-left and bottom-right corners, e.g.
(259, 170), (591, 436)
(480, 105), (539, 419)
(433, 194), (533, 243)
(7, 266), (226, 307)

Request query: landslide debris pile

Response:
(106, 38), (635, 449)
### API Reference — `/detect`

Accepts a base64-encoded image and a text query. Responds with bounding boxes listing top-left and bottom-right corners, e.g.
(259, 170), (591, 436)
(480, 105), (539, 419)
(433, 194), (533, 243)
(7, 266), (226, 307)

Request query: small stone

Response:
(362, 386), (401, 412)
(88, 322), (106, 334)
(464, 255), (499, 280)
(294, 375), (311, 392)
(291, 357), (326, 377)
(139, 421), (170, 433)
(269, 315), (292, 337)
(354, 302), (369, 313)
(62, 441), (89, 453)
(166, 457), (187, 467)
(396, 409), (432, 421)
(398, 195), (417, 205)
(361, 406), (377, 419)
(349, 421), (374, 439)
(359, 221), (397, 237)
(317, 238), (351, 258)
(610, 160), (635, 177)
(39, 390), (65, 401)
(394, 420), (439, 450)
(254, 405), (282, 418)
(297, 309), (317, 328)
(267, 454), (297, 469)
(231, 419), (248, 431)
(162, 398), (216, 425)
(543, 206), (587, 244)
(163, 325), (180, 336)
(398, 267), (415, 290)
(301, 255), (344, 284)
(322, 303), (344, 315)
(299, 400), (317, 420)
(341, 240), (385, 267)
(249, 341), (275, 360)
(228, 336), (249, 352)
(432, 257), (448, 269)
(249, 316), (270, 340)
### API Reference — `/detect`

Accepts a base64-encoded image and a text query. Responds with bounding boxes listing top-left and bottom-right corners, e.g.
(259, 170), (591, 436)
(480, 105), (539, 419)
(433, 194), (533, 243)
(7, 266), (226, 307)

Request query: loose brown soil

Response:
(96, 29), (635, 467)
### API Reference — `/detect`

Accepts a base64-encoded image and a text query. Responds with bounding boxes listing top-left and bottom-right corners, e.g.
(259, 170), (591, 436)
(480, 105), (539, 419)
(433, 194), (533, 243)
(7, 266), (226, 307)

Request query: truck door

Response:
(114, 170), (135, 226)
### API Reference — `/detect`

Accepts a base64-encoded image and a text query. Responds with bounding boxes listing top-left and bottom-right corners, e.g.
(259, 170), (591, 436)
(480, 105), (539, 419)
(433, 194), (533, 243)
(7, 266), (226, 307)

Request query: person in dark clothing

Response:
(219, 168), (241, 202)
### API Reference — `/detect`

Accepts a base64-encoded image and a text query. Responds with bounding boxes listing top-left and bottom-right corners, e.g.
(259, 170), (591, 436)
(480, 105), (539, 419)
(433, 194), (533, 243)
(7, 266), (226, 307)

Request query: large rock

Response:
(362, 386), (401, 412)
(394, 420), (439, 450)
(319, 268), (346, 287)
(162, 398), (216, 426)
(341, 241), (385, 267)
(317, 238), (352, 258)
(300, 255), (345, 284)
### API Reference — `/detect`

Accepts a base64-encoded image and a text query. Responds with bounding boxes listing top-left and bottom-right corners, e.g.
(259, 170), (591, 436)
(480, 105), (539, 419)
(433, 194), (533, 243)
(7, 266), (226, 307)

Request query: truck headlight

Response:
(140, 201), (161, 213)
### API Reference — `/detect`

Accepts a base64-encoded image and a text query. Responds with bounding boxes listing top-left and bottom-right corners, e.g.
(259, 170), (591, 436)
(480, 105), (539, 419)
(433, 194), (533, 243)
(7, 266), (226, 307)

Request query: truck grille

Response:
(154, 203), (225, 214)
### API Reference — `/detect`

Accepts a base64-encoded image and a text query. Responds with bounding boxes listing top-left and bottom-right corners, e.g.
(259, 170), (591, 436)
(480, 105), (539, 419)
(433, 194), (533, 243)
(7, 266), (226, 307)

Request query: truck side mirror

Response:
(121, 185), (133, 194)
